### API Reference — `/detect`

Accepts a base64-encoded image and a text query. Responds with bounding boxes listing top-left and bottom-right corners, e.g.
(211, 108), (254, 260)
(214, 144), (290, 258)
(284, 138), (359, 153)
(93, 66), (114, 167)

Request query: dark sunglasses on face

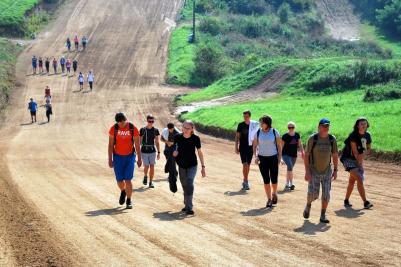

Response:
(288, 127), (295, 129)
(148, 120), (155, 123)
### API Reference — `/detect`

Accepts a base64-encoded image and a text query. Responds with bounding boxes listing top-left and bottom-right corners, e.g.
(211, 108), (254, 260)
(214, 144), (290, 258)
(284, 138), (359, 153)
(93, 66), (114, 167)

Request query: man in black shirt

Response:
(140, 115), (160, 188)
(235, 110), (258, 190)
(161, 123), (180, 193)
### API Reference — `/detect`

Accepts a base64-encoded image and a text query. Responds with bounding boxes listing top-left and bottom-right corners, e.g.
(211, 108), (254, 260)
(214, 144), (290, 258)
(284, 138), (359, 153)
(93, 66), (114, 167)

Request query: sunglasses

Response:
(148, 120), (155, 123)
(288, 126), (295, 129)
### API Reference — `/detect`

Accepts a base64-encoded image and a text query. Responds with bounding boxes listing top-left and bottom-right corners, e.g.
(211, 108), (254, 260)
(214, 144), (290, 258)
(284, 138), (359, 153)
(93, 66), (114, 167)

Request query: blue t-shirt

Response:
(28, 101), (37, 111)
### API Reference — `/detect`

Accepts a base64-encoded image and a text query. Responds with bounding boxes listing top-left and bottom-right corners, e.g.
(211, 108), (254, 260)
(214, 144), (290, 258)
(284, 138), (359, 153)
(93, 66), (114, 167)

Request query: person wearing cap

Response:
(303, 118), (339, 224)
(28, 98), (37, 123)
(161, 122), (180, 193)
(108, 113), (142, 209)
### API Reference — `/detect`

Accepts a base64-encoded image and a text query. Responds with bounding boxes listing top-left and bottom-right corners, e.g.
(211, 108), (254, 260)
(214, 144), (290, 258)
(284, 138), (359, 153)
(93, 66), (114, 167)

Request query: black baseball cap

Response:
(115, 112), (127, 122)
(319, 118), (330, 125)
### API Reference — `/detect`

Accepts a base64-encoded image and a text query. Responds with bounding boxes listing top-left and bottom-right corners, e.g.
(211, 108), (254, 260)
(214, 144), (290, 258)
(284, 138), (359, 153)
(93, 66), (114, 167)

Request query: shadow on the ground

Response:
(85, 207), (127, 217)
(153, 211), (191, 221)
(334, 207), (365, 219)
(294, 220), (331, 235)
(240, 207), (273, 216)
(224, 190), (247, 196)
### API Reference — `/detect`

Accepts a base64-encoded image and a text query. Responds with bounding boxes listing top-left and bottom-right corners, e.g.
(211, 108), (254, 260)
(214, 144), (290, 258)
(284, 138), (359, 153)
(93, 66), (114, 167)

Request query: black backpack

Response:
(114, 122), (135, 150)
(256, 128), (279, 154)
(309, 133), (335, 164)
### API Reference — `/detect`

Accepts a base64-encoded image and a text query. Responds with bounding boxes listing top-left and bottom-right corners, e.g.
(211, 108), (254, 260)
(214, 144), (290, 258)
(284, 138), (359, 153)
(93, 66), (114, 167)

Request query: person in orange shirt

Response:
(108, 113), (142, 209)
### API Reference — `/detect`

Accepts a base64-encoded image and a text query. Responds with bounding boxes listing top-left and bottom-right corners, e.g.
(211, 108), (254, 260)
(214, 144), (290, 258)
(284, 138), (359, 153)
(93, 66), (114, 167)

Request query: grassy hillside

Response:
(0, 38), (21, 110)
(168, 0), (390, 87)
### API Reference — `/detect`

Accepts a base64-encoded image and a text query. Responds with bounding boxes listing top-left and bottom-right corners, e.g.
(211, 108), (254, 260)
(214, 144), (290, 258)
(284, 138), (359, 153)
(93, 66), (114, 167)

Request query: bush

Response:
(199, 17), (225, 36)
(227, 0), (268, 15)
(234, 16), (269, 38)
(376, 0), (401, 36)
(278, 3), (291, 23)
(363, 82), (401, 102)
(193, 41), (226, 86)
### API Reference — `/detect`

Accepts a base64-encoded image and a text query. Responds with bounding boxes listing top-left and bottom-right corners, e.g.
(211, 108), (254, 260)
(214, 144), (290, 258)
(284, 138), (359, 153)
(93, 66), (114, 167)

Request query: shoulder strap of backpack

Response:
(273, 128), (279, 154)
(114, 123), (119, 145)
(129, 123), (134, 145)
(310, 133), (319, 165)
(256, 129), (260, 141)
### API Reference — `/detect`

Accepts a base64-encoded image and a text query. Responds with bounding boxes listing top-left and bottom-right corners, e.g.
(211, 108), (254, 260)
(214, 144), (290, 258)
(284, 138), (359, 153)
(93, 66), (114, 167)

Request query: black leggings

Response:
(258, 155), (279, 185)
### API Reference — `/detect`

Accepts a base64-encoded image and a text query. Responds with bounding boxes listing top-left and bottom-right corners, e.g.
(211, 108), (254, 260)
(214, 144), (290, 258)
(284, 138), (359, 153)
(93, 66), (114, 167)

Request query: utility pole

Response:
(192, 0), (196, 42)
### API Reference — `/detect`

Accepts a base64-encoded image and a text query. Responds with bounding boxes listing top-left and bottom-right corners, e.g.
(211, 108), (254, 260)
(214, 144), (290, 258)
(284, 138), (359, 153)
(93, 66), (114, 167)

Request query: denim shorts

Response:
(282, 155), (297, 171)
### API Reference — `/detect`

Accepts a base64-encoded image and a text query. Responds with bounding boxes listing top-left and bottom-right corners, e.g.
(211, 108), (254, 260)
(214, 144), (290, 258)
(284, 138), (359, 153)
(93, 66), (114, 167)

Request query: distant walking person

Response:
(66, 37), (72, 52)
(87, 70), (94, 90)
(52, 57), (58, 74)
(82, 36), (88, 50)
(44, 85), (51, 102)
(140, 115), (161, 188)
(173, 120), (206, 215)
(281, 121), (304, 190)
(108, 113), (142, 209)
(72, 59), (78, 74)
(45, 102), (53, 123)
(60, 56), (66, 73)
(253, 115), (282, 208)
(74, 35), (79, 51)
(303, 118), (339, 224)
(38, 57), (43, 74)
(28, 98), (37, 123)
(66, 59), (72, 75)
(32, 56), (37, 75)
(235, 110), (259, 190)
(45, 58), (50, 74)
(78, 72), (84, 91)
(341, 117), (373, 209)
(161, 123), (180, 193)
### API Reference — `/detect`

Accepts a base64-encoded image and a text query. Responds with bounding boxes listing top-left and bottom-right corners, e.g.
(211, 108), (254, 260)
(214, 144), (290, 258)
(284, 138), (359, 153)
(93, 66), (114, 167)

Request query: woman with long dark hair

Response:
(341, 117), (373, 209)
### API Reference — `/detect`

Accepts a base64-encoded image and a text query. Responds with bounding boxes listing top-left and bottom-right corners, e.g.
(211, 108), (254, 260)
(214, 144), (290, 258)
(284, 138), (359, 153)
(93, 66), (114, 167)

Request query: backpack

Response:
(256, 128), (279, 154)
(114, 122), (135, 151)
(141, 127), (157, 151)
(309, 133), (335, 165)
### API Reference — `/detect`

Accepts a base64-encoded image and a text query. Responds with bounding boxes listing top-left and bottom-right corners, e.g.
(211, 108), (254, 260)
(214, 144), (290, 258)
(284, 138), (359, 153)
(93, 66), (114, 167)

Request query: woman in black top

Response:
(45, 58), (50, 74)
(342, 117), (373, 209)
(281, 121), (304, 191)
(173, 120), (206, 215)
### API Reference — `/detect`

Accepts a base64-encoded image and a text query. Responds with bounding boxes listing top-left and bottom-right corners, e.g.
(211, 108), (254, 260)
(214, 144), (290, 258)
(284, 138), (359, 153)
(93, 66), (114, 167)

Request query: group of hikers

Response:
(28, 34), (94, 123)
(108, 111), (372, 223)
(31, 55), (78, 76)
(66, 35), (88, 52)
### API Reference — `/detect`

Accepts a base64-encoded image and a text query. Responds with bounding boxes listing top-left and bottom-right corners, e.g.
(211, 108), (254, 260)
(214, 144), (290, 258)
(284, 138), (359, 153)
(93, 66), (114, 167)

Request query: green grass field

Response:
(361, 24), (401, 59)
(167, 25), (196, 85)
(0, 0), (39, 28)
(182, 90), (401, 152)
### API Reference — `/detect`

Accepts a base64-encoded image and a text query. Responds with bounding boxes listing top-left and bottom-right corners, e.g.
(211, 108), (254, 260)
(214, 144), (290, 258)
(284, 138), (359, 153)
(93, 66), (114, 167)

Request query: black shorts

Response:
(30, 111), (36, 116)
(239, 145), (253, 165)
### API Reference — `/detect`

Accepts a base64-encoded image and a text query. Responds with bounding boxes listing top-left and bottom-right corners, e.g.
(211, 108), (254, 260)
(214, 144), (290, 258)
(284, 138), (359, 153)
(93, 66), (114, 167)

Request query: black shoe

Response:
(290, 185), (295, 190)
(181, 207), (187, 212)
(126, 199), (133, 209)
(320, 217), (330, 224)
(185, 210), (194, 215)
(344, 199), (352, 208)
(119, 190), (126, 205)
(149, 182), (154, 188)
(364, 201), (373, 209)
(143, 176), (148, 185)
(303, 207), (310, 219)
(266, 199), (273, 208)
(272, 193), (278, 205)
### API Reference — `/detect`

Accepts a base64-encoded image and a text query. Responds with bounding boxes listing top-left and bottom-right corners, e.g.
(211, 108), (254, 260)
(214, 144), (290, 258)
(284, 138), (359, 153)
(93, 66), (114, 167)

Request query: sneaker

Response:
(266, 199), (273, 208)
(143, 176), (148, 185)
(320, 216), (330, 224)
(119, 190), (126, 205)
(149, 182), (154, 188)
(272, 193), (278, 205)
(303, 206), (310, 219)
(126, 199), (133, 209)
(290, 185), (295, 191)
(364, 201), (373, 209)
(284, 185), (290, 190)
(344, 199), (352, 208)
(243, 182), (250, 190)
(181, 207), (187, 212)
(185, 210), (194, 215)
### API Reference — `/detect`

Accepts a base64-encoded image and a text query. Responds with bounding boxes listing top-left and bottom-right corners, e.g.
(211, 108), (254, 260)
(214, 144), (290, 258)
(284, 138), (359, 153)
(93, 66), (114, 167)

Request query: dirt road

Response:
(0, 0), (400, 266)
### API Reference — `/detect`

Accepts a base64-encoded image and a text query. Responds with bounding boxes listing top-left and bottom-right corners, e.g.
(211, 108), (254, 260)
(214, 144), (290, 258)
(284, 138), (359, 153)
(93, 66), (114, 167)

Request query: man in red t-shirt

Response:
(108, 113), (142, 209)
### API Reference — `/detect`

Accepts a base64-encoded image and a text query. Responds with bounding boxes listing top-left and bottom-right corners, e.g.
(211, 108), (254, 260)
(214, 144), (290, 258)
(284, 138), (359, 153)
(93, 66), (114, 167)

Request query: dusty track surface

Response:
(316, 0), (360, 41)
(0, 0), (401, 266)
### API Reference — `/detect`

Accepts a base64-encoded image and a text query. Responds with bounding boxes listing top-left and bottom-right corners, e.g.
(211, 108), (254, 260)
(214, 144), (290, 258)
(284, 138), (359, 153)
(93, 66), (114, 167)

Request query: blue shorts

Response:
(282, 155), (297, 171)
(113, 153), (136, 182)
